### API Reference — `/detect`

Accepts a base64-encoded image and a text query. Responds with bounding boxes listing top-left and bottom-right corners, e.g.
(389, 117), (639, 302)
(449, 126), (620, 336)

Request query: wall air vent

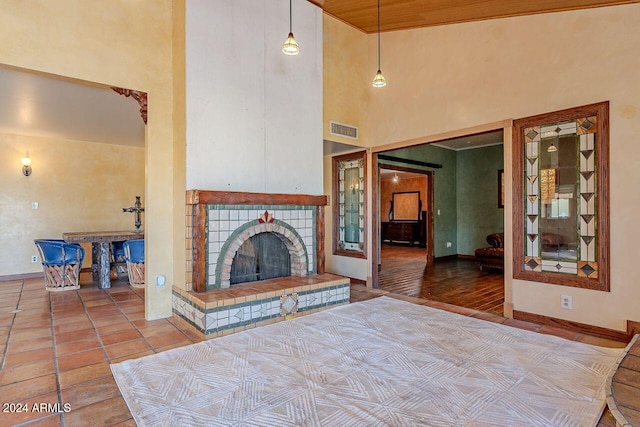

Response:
(330, 121), (358, 140)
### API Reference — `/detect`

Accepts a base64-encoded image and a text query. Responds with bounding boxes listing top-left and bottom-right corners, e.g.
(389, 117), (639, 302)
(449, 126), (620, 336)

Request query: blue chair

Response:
(123, 239), (145, 288)
(34, 239), (85, 291)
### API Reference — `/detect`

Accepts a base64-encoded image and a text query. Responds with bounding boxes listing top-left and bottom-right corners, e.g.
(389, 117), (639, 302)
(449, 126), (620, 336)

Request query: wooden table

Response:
(62, 231), (144, 289)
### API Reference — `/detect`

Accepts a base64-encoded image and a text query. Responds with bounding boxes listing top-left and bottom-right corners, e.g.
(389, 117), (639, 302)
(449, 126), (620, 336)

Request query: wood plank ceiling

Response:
(309, 0), (640, 33)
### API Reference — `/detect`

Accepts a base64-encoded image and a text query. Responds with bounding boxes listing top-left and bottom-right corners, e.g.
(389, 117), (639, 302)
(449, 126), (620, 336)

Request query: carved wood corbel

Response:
(111, 87), (148, 125)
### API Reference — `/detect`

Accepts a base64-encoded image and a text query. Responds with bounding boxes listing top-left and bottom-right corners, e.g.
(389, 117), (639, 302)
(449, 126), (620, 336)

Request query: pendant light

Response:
(372, 0), (386, 87)
(547, 126), (560, 152)
(282, 0), (300, 55)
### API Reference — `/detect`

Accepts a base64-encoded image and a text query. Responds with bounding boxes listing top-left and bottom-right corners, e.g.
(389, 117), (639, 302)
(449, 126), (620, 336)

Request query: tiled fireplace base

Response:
(172, 274), (350, 339)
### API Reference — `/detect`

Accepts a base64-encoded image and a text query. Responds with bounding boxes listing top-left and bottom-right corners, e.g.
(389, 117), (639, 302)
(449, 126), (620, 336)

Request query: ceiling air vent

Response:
(330, 121), (358, 140)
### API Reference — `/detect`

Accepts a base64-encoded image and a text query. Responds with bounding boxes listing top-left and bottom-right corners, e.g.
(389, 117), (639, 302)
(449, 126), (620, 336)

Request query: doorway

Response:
(372, 130), (505, 315)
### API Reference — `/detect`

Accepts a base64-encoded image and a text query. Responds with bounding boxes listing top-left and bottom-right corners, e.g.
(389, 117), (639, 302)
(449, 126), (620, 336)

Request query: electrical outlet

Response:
(561, 294), (573, 310)
(156, 275), (166, 286)
(31, 255), (38, 263)
(32, 202), (39, 210)
(446, 242), (452, 248)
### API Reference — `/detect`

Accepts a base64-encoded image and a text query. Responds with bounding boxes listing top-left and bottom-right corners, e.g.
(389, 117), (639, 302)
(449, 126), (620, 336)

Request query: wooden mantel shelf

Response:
(186, 190), (327, 206)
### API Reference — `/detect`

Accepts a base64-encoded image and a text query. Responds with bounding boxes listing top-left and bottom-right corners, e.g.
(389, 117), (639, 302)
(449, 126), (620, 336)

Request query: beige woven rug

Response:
(111, 296), (622, 426)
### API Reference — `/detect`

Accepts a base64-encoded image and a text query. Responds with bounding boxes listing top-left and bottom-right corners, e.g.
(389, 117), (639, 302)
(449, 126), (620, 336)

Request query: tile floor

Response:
(0, 275), (627, 426)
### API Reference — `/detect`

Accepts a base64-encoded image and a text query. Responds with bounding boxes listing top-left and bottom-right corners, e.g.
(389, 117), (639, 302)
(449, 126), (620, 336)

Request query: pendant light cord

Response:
(290, 0), (293, 33)
(377, 0), (381, 70)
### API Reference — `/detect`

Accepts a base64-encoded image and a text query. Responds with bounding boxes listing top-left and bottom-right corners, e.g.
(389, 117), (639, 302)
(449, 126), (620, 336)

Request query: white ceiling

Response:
(0, 66), (144, 147)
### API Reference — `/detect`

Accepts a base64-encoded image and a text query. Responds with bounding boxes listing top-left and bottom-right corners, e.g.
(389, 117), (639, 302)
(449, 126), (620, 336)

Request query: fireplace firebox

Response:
(230, 232), (291, 285)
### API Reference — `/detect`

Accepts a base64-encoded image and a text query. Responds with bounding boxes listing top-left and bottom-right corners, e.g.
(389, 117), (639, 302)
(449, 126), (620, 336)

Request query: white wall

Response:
(185, 0), (323, 195)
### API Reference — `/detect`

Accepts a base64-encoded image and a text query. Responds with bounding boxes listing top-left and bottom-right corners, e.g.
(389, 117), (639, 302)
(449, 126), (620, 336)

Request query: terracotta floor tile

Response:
(105, 339), (152, 360)
(57, 348), (107, 372)
(92, 314), (129, 327)
(109, 349), (156, 364)
(8, 327), (52, 342)
(63, 396), (132, 426)
(12, 312), (51, 325)
(146, 330), (193, 348)
(139, 323), (181, 338)
(95, 321), (137, 336)
(154, 340), (194, 352)
(21, 414), (63, 426)
(7, 336), (53, 353)
(109, 418), (137, 427)
(0, 391), (60, 426)
(100, 329), (143, 346)
(0, 374), (57, 401)
(0, 359), (56, 385)
(55, 336), (102, 356)
(58, 362), (112, 389)
(52, 313), (90, 326)
(82, 298), (115, 308)
(124, 310), (146, 321)
(54, 328), (98, 344)
(85, 306), (122, 319)
(53, 320), (94, 335)
(4, 346), (54, 365)
(60, 376), (121, 410)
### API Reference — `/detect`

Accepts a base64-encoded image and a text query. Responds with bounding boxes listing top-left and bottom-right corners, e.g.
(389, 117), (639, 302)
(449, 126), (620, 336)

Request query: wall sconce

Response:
(22, 157), (32, 176)
(392, 173), (399, 183)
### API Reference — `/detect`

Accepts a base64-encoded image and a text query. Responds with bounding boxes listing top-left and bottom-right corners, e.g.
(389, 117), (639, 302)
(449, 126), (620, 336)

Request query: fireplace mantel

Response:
(186, 190), (328, 292)
(186, 190), (327, 206)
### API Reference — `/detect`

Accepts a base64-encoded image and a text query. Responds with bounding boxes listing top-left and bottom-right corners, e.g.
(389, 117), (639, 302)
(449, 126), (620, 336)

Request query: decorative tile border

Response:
(172, 276), (350, 339)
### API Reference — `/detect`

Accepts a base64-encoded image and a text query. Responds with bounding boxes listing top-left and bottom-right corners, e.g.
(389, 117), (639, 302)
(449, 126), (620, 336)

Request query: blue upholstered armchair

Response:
(34, 239), (85, 291)
(123, 239), (145, 288)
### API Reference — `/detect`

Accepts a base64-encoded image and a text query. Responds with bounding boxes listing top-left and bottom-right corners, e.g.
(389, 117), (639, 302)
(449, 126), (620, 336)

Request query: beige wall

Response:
(353, 4), (640, 331)
(323, 15), (370, 280)
(0, 0), (180, 320)
(323, 15), (369, 147)
(0, 133), (144, 275)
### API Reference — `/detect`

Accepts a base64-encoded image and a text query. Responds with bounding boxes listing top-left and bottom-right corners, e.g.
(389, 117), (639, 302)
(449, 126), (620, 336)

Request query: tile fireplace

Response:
(173, 190), (350, 338)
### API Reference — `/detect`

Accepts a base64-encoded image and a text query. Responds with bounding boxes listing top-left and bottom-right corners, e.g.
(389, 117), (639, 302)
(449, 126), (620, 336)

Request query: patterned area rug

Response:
(111, 297), (622, 426)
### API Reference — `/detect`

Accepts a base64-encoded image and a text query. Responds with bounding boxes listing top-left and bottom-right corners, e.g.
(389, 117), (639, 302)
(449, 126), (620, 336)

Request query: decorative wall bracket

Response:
(111, 87), (148, 124)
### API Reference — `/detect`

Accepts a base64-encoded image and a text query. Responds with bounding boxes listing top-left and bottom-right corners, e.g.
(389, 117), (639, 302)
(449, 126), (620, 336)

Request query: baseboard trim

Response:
(0, 272), (43, 282)
(627, 320), (640, 337)
(434, 254), (475, 262)
(513, 310), (629, 343)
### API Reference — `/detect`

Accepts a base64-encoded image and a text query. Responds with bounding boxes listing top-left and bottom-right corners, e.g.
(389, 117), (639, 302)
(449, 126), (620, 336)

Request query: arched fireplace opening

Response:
(230, 232), (291, 285)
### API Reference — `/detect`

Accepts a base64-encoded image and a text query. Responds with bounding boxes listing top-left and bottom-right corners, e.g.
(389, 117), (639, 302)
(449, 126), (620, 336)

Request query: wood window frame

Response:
(332, 151), (367, 259)
(512, 101), (610, 291)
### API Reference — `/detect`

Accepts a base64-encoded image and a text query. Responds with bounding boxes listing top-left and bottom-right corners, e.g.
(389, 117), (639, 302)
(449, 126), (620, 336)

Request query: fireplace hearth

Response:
(175, 190), (350, 340)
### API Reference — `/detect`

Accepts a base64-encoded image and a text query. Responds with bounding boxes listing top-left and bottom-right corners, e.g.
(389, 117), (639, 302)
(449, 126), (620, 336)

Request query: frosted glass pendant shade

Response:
(372, 70), (387, 87)
(282, 33), (300, 55)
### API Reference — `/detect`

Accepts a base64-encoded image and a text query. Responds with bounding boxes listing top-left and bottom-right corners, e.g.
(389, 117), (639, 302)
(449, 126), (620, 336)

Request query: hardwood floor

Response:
(378, 244), (505, 315)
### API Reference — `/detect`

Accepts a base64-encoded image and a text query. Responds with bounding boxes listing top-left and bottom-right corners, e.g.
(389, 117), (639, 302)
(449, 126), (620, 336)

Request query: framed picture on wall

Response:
(498, 169), (504, 208)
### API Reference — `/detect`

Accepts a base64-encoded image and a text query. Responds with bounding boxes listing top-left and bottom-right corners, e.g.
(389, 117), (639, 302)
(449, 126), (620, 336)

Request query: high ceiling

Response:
(311, 0), (639, 33)
(0, 66), (144, 147)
